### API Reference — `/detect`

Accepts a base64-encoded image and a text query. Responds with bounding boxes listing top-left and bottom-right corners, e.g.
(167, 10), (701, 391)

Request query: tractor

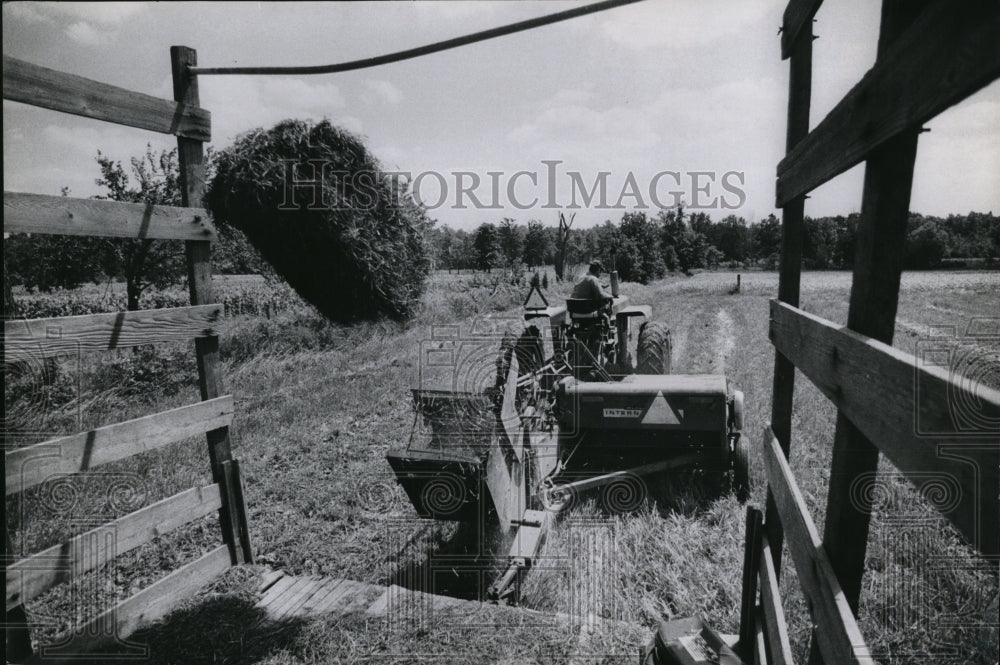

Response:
(387, 280), (748, 602)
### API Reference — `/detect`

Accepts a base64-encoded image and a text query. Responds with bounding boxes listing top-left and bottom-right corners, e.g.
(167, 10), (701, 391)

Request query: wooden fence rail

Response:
(5, 396), (234, 495)
(3, 192), (216, 241)
(37, 545), (232, 663)
(3, 55), (211, 141)
(3, 44), (250, 660)
(6, 483), (223, 611)
(4, 305), (224, 362)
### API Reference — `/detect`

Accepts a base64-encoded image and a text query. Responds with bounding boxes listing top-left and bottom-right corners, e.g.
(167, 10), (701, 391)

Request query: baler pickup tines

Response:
(410, 388), (496, 449)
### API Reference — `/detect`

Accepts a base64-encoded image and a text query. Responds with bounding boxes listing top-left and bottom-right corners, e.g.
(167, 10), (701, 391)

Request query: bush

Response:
(206, 119), (432, 323)
(90, 346), (196, 398)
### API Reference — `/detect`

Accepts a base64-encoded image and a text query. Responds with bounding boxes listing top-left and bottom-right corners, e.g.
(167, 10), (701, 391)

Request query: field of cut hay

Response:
(6, 269), (998, 664)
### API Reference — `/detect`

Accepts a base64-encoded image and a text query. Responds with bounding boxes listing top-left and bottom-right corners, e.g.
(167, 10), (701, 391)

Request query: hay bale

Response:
(205, 119), (431, 322)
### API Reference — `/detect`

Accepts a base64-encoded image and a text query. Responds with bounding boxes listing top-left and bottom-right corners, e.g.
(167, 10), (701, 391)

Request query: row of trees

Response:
(7, 143), (997, 307)
(428, 209), (1000, 282)
(426, 208), (778, 282)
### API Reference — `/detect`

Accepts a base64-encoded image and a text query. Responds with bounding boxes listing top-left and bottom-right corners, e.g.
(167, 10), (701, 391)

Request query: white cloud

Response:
(8, 2), (149, 48)
(3, 125), (26, 144)
(195, 76), (349, 143)
(600, 0), (772, 50)
(371, 143), (410, 170)
(37, 2), (147, 25)
(508, 102), (661, 159)
(336, 115), (365, 136)
(409, 2), (504, 21)
(541, 88), (595, 109)
(42, 124), (103, 150)
(365, 80), (403, 105)
(508, 77), (782, 167)
(927, 94), (1000, 139)
(3, 3), (54, 24)
(65, 21), (106, 47)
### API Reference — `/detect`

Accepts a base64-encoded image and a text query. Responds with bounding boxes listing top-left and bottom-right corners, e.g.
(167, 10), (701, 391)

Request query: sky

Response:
(3, 1), (998, 230)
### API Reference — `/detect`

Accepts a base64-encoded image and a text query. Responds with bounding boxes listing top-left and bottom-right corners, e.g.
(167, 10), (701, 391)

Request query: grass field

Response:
(6, 269), (998, 664)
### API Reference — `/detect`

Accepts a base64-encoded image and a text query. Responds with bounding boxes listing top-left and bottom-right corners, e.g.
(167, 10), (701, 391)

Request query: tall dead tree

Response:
(554, 211), (575, 281)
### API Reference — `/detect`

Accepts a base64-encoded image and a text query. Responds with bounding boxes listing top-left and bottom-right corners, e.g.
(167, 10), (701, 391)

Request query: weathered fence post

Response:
(171, 45), (253, 565)
(766, 6), (813, 578)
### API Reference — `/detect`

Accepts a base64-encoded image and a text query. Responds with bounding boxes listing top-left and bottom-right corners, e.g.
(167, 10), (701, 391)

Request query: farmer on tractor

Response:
(570, 260), (610, 300)
(566, 261), (616, 378)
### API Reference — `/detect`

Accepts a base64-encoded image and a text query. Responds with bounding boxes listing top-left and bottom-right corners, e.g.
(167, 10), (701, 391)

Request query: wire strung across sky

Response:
(187, 0), (644, 76)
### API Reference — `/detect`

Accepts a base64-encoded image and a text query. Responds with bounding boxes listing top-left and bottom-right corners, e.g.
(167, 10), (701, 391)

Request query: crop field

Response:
(6, 269), (998, 664)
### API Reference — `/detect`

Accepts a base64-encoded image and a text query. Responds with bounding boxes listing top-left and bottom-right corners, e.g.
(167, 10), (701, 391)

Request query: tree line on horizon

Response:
(4, 143), (998, 312)
(428, 208), (1000, 283)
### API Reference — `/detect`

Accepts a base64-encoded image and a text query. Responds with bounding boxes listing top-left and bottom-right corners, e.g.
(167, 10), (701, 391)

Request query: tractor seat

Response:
(566, 297), (612, 319)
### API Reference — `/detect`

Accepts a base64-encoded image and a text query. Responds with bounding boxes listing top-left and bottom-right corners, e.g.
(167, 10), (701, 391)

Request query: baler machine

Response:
(387, 285), (748, 602)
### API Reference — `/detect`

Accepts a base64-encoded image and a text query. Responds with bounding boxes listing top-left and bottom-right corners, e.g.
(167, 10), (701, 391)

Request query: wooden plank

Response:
(283, 578), (329, 619)
(6, 396), (234, 495)
(758, 534), (794, 665)
(770, 299), (1000, 555)
(257, 575), (296, 610)
(323, 580), (367, 616)
(3, 55), (210, 141)
(3, 192), (215, 241)
(775, 1), (1000, 206)
(261, 577), (310, 616)
(299, 579), (343, 616)
(753, 608), (768, 665)
(258, 569), (285, 594)
(315, 580), (353, 614)
(272, 578), (323, 620)
(6, 483), (221, 610)
(761, 426), (875, 665)
(781, 0), (823, 58)
(39, 545), (229, 660)
(4, 304), (224, 363)
(738, 507), (763, 663)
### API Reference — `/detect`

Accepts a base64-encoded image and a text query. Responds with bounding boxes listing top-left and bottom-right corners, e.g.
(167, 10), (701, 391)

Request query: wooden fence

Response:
(3, 46), (253, 660)
(740, 1), (1000, 664)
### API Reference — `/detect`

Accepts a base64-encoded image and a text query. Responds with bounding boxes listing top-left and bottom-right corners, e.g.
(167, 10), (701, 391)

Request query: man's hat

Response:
(589, 260), (605, 273)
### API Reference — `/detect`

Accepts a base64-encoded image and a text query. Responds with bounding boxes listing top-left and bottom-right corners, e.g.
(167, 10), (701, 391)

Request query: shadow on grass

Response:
(383, 469), (733, 606)
(47, 594), (310, 665)
(386, 518), (507, 601)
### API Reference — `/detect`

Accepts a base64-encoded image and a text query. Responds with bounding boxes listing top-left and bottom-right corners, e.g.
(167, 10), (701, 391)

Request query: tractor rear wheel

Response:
(636, 320), (672, 374)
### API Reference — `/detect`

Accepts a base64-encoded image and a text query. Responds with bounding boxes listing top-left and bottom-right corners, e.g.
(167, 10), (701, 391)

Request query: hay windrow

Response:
(205, 119), (431, 323)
